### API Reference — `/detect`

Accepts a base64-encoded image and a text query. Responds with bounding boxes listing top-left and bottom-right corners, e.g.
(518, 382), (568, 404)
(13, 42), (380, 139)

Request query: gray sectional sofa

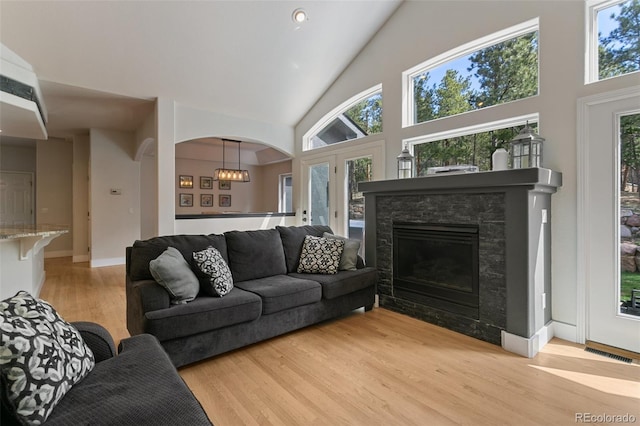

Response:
(1, 321), (211, 426)
(126, 225), (378, 367)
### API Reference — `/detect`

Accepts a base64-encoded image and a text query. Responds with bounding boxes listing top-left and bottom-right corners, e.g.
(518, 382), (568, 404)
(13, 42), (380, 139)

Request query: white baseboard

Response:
(501, 322), (554, 358)
(90, 257), (125, 268)
(550, 320), (579, 343)
(44, 250), (73, 259)
(73, 255), (90, 263)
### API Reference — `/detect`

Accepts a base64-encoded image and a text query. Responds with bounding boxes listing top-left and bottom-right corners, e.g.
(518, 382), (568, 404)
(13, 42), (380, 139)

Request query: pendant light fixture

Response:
(213, 139), (251, 182)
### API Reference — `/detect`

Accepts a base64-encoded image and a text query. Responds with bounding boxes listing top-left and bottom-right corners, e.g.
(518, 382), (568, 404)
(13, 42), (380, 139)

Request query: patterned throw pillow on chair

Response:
(297, 235), (345, 274)
(193, 246), (234, 297)
(0, 291), (95, 425)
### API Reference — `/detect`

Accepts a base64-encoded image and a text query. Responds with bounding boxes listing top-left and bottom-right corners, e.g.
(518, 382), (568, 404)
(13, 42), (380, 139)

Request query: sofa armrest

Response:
(72, 321), (116, 362)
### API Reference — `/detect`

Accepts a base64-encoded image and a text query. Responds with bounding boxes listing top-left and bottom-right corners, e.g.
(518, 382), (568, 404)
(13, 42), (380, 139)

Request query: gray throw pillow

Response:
(193, 246), (234, 297)
(149, 247), (200, 304)
(323, 232), (360, 271)
(297, 235), (345, 274)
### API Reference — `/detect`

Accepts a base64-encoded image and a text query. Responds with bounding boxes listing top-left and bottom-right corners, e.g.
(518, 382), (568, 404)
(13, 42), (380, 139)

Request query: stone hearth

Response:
(359, 168), (562, 357)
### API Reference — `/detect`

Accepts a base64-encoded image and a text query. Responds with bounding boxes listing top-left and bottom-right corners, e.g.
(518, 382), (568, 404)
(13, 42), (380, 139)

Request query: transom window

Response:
(407, 115), (539, 175)
(587, 0), (640, 83)
(304, 85), (382, 151)
(403, 19), (539, 127)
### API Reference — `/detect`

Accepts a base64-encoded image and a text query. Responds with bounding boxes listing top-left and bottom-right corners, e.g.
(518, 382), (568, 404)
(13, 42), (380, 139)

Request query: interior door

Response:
(580, 88), (640, 353)
(0, 171), (34, 226)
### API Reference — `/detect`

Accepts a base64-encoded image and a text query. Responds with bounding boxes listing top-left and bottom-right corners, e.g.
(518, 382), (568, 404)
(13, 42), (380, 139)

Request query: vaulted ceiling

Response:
(0, 1), (402, 140)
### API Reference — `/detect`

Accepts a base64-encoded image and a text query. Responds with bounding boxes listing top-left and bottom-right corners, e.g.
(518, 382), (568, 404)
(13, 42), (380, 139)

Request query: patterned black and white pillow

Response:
(297, 235), (345, 275)
(193, 246), (234, 297)
(0, 291), (95, 425)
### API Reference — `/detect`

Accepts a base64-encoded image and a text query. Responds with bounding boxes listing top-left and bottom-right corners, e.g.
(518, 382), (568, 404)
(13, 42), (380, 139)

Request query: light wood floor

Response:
(40, 257), (640, 426)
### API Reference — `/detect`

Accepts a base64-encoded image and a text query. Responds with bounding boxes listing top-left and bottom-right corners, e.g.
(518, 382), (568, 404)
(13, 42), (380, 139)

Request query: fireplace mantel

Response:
(359, 168), (562, 357)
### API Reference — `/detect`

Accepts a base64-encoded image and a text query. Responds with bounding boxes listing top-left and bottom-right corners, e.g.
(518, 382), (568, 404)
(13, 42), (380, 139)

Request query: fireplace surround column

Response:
(359, 168), (562, 357)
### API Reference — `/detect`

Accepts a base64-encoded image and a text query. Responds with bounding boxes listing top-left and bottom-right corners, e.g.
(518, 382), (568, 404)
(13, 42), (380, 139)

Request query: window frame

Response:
(404, 113), (540, 172)
(585, 0), (633, 84)
(402, 18), (539, 128)
(278, 173), (293, 213)
(303, 84), (382, 152)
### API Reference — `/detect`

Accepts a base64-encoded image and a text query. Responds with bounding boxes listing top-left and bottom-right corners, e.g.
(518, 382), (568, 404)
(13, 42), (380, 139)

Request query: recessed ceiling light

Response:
(292, 8), (307, 24)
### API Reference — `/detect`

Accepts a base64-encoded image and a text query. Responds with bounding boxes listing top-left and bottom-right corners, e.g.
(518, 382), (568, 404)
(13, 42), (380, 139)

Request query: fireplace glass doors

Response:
(393, 223), (480, 318)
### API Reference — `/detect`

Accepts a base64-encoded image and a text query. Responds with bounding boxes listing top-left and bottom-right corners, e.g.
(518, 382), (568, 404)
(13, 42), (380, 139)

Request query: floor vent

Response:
(585, 347), (633, 363)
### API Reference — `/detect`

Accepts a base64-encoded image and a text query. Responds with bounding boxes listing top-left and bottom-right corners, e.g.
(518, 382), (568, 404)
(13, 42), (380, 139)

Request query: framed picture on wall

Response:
(219, 180), (231, 190)
(219, 194), (231, 208)
(200, 176), (213, 189)
(179, 175), (193, 188)
(200, 194), (214, 207)
(179, 193), (193, 207)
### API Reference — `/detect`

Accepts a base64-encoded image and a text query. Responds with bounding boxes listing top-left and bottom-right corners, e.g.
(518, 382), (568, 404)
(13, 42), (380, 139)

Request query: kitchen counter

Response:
(0, 225), (69, 299)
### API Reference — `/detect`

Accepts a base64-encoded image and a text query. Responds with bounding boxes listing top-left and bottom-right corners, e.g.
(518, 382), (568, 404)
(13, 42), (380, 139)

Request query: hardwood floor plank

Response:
(38, 258), (640, 425)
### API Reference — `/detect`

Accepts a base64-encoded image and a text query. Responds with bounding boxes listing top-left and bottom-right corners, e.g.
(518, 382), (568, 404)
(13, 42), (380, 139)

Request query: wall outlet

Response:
(542, 293), (547, 309)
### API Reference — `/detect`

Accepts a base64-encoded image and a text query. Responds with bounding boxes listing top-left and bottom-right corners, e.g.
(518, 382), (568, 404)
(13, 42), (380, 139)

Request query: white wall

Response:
(261, 161), (292, 212)
(175, 103), (294, 155)
(36, 138), (72, 256)
(0, 143), (36, 172)
(90, 128), (140, 266)
(140, 152), (157, 240)
(294, 1), (640, 336)
(72, 134), (90, 262)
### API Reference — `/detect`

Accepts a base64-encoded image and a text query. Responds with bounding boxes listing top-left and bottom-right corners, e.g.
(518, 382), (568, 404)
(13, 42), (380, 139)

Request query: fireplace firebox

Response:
(393, 222), (479, 319)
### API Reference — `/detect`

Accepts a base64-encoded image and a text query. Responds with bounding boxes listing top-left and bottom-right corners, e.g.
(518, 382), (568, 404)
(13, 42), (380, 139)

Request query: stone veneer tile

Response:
(376, 192), (507, 345)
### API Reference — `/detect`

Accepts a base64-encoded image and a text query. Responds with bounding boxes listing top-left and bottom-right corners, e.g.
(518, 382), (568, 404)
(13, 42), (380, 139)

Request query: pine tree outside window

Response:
(588, 0), (640, 82)
(403, 19), (539, 127)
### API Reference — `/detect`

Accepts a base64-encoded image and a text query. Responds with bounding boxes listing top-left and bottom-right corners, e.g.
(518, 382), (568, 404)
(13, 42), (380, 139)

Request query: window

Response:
(279, 173), (292, 213)
(404, 19), (539, 126)
(408, 115), (538, 175)
(587, 0), (640, 82)
(304, 85), (382, 151)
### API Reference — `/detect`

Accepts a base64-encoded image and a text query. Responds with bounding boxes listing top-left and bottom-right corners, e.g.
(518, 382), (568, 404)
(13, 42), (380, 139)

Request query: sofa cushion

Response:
(38, 334), (212, 425)
(192, 246), (234, 297)
(322, 232), (360, 271)
(276, 225), (333, 273)
(234, 275), (322, 315)
(0, 292), (95, 426)
(130, 234), (227, 281)
(144, 288), (262, 341)
(289, 267), (378, 300)
(149, 247), (200, 304)
(225, 229), (287, 282)
(297, 235), (344, 275)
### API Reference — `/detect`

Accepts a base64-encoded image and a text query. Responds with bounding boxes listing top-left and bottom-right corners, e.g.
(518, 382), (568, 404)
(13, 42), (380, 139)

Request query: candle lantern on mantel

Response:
(397, 144), (414, 179)
(509, 123), (544, 169)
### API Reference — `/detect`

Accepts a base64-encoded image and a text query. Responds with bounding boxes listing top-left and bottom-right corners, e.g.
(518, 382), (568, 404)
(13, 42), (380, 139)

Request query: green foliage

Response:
(468, 32), (538, 106)
(599, 0), (640, 79)
(344, 93), (382, 135)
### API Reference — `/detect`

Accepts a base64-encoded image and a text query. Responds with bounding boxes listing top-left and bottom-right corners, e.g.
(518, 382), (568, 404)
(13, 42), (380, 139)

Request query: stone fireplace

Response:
(359, 168), (562, 357)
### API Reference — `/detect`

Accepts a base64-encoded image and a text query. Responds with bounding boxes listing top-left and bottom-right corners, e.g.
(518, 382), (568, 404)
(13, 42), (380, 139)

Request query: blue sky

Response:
(420, 3), (623, 94)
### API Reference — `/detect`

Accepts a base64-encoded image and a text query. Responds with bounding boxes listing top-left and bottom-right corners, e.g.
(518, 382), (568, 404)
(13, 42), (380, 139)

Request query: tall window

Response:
(619, 112), (640, 316)
(404, 19), (539, 126)
(279, 173), (292, 213)
(590, 0), (640, 81)
(410, 116), (538, 175)
(304, 85), (382, 151)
